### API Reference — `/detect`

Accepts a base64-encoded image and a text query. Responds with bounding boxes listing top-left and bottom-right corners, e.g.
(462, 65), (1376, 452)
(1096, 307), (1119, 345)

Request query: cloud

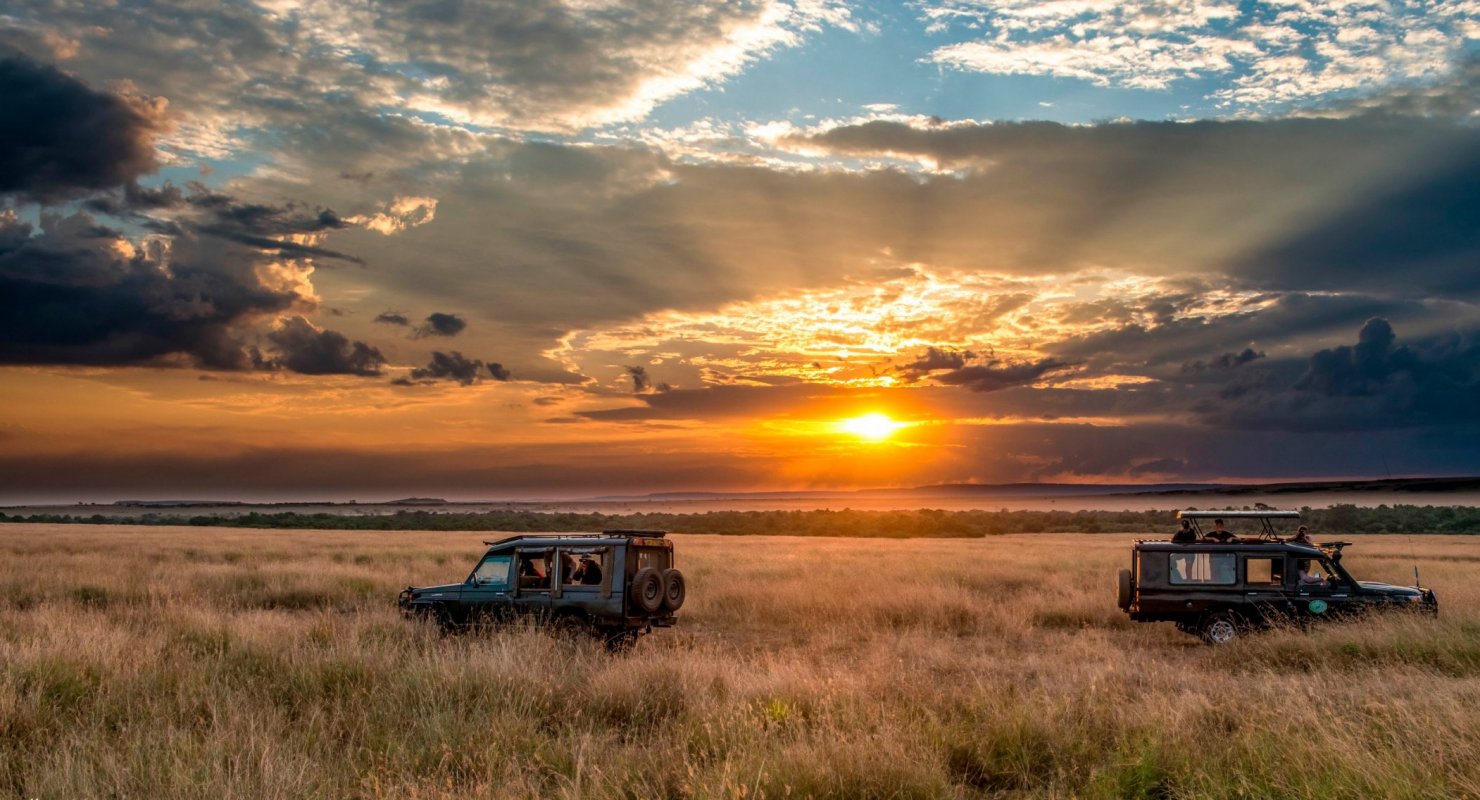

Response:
(374, 311), (410, 326)
(1233, 144), (1480, 295)
(260, 315), (386, 376)
(413, 312), (467, 338)
(898, 346), (972, 379)
(932, 357), (1075, 393)
(344, 195), (437, 235)
(1201, 318), (1480, 431)
(401, 350), (507, 385)
(2, 0), (855, 144)
(1182, 348), (1265, 373)
(920, 0), (1475, 111)
(626, 364), (652, 393)
(0, 53), (165, 201)
(0, 209), (303, 369)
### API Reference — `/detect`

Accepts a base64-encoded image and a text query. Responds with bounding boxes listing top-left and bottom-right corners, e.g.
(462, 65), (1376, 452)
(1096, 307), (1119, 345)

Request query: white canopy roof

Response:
(1177, 510), (1301, 520)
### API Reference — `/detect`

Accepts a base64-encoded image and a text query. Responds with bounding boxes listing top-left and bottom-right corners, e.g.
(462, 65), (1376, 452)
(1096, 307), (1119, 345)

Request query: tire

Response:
(630, 567), (664, 615)
(1116, 569), (1133, 610)
(1200, 612), (1240, 645)
(552, 612), (590, 642)
(661, 568), (686, 612)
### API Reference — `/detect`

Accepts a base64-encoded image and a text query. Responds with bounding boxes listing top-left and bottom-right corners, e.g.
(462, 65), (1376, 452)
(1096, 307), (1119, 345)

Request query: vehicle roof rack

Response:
(1176, 510), (1301, 519)
(479, 530), (669, 547)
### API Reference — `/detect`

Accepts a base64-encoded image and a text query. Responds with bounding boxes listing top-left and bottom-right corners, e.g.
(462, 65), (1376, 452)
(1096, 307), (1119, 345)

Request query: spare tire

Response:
(630, 567), (664, 614)
(661, 568), (686, 612)
(1117, 568), (1133, 610)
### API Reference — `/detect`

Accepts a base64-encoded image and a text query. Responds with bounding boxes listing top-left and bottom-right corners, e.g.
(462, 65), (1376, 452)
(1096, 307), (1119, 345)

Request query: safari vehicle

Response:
(1117, 510), (1437, 644)
(398, 530), (684, 649)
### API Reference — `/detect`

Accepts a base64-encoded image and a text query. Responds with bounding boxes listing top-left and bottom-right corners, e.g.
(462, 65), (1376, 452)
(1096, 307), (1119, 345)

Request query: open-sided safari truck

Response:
(1118, 510), (1437, 644)
(398, 530), (683, 650)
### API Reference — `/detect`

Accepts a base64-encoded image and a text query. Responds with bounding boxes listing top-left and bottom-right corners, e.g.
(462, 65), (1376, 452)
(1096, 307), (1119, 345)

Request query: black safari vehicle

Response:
(1118, 510), (1437, 644)
(398, 529), (683, 649)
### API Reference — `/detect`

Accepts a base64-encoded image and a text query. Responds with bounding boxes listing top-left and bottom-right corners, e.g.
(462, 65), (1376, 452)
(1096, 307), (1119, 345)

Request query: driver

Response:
(1296, 559), (1325, 585)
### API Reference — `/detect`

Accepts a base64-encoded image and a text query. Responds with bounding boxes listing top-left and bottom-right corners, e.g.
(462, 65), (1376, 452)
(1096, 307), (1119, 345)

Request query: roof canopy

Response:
(1177, 510), (1301, 520)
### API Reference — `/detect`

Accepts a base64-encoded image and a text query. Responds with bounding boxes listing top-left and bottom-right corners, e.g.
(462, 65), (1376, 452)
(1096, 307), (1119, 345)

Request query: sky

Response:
(1, 0), (1477, 501)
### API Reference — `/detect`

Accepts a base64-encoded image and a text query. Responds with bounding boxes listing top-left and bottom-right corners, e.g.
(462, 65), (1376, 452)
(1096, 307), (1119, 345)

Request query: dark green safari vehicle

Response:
(398, 529), (684, 649)
(1118, 511), (1437, 644)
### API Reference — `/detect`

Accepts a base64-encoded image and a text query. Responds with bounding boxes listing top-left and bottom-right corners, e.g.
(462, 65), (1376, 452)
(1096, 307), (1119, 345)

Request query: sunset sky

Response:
(2, 0), (1478, 501)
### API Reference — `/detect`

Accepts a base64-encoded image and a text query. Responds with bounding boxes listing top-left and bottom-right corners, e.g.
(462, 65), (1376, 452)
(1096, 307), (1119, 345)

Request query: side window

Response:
(1245, 557), (1283, 586)
(1169, 552), (1237, 585)
(1294, 558), (1332, 586)
(471, 555), (511, 588)
(561, 548), (608, 587)
(517, 552), (551, 590)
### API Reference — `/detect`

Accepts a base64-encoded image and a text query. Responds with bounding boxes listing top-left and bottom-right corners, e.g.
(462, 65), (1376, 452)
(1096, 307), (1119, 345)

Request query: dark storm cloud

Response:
(1048, 291), (1433, 378)
(0, 53), (163, 201)
(898, 346), (972, 380)
(1200, 318), (1480, 431)
(374, 311), (410, 326)
(933, 358), (1075, 393)
(260, 316), (386, 376)
(1234, 147), (1480, 295)
(411, 351), (481, 384)
(413, 312), (467, 338)
(0, 211), (296, 369)
(83, 179), (366, 265)
(1182, 348), (1265, 373)
(0, 198), (374, 370)
(400, 351), (507, 385)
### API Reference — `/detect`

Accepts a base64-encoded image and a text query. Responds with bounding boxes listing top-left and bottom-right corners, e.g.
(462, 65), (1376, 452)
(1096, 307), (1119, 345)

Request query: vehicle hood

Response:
(406, 583), (462, 599)
(1357, 581), (1423, 598)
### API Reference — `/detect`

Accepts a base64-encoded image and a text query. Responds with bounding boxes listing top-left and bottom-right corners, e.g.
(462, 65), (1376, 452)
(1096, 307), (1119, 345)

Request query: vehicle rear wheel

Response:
(1200, 612), (1239, 645)
(661, 568), (686, 612)
(599, 627), (639, 653)
(630, 567), (664, 614)
(1116, 569), (1132, 610)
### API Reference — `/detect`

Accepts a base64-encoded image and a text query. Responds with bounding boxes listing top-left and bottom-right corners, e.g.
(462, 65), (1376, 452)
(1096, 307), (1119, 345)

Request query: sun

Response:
(836, 412), (905, 442)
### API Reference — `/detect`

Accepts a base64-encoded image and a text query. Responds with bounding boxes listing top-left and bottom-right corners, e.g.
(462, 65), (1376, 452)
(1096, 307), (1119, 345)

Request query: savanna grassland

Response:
(3, 525), (1479, 799)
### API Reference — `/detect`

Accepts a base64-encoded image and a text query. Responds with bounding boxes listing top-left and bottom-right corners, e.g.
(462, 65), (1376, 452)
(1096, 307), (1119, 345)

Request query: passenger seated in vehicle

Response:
(560, 553), (578, 584)
(1172, 519), (1197, 544)
(1203, 518), (1237, 543)
(518, 557), (549, 588)
(1287, 525), (1313, 545)
(572, 556), (603, 585)
(1296, 559), (1325, 585)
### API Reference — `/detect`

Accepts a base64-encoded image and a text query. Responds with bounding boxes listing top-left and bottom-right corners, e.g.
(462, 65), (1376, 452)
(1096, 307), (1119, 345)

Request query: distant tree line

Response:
(4, 504), (1480, 536)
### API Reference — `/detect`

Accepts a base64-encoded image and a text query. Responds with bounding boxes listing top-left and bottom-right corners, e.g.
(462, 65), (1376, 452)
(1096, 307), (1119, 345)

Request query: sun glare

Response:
(837, 413), (905, 442)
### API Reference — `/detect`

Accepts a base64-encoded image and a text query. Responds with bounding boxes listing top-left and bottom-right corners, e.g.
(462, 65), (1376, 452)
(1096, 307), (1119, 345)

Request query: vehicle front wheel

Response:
(1200, 612), (1240, 645)
(552, 612), (591, 642)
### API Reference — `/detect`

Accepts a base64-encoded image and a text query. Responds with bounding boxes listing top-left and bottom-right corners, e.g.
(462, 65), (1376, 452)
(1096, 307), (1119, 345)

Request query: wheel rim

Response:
(1207, 620), (1236, 644)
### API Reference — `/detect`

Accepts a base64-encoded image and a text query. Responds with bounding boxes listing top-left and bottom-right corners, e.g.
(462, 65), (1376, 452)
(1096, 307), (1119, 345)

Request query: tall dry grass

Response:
(2, 525), (1478, 799)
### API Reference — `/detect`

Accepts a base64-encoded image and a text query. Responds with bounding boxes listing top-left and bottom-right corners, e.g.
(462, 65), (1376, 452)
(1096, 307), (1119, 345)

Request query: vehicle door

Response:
(512, 547), (554, 620)
(460, 552), (515, 623)
(1242, 554), (1292, 623)
(1288, 556), (1353, 619)
(552, 546), (615, 619)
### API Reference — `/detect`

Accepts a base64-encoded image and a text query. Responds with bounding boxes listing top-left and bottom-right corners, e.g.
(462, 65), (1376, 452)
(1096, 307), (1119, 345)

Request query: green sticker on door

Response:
(1308, 599), (1329, 614)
